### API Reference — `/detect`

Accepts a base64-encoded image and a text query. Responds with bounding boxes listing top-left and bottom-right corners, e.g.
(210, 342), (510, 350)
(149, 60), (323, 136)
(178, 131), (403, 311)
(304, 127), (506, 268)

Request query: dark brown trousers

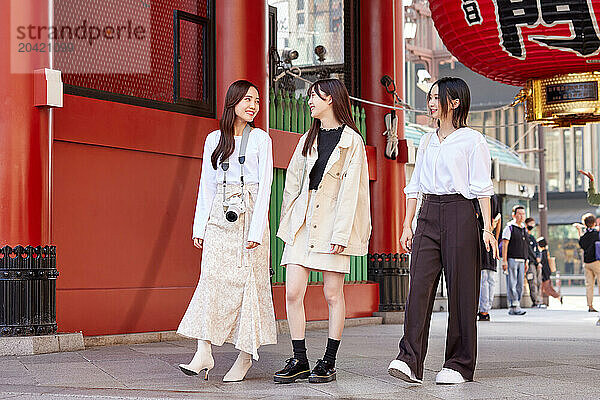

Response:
(397, 194), (480, 381)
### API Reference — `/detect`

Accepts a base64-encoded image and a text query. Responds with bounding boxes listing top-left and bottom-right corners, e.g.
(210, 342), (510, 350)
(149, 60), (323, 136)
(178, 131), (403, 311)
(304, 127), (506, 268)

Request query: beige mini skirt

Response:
(280, 190), (350, 274)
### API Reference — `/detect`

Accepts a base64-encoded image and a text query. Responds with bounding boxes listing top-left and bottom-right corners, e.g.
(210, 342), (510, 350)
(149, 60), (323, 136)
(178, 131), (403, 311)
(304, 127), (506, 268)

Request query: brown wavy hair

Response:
(302, 79), (360, 157)
(211, 80), (258, 169)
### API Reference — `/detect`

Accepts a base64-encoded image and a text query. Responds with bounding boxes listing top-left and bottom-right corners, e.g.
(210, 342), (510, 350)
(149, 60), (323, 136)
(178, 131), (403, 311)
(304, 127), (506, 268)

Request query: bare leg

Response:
(322, 270), (346, 340)
(285, 264), (311, 340)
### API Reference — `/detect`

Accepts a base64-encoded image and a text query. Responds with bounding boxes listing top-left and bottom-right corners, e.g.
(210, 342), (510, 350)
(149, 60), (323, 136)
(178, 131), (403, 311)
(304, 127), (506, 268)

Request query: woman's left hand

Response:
(483, 231), (499, 259)
(330, 244), (346, 254)
(246, 241), (260, 249)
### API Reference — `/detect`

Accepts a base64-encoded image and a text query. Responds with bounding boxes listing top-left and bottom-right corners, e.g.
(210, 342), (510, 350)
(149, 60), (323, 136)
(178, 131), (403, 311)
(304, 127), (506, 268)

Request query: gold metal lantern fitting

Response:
(525, 71), (600, 127)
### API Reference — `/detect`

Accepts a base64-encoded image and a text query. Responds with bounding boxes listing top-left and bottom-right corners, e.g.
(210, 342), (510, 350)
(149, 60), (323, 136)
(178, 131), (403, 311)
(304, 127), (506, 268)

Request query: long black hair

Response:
(302, 79), (360, 157)
(211, 80), (258, 169)
(427, 77), (470, 129)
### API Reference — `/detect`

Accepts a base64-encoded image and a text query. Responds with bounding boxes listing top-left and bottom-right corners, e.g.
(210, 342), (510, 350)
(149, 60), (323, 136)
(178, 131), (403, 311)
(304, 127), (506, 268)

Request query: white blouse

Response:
(404, 127), (494, 199)
(192, 128), (273, 243)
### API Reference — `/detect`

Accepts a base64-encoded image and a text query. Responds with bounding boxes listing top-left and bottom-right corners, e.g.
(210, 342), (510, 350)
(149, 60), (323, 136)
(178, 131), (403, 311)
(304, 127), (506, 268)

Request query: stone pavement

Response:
(1, 296), (599, 400)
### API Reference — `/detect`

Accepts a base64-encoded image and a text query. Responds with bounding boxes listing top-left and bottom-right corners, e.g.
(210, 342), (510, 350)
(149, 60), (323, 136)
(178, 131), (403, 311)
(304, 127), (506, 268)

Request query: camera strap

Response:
(221, 124), (252, 212)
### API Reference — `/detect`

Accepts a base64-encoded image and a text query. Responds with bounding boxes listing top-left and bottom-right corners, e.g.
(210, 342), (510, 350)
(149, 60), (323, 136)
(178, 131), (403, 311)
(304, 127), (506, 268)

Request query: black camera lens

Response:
(225, 211), (238, 222)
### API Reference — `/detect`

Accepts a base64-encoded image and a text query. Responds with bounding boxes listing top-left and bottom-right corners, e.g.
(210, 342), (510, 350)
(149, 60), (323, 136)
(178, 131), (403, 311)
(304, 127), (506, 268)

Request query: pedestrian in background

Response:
(525, 217), (543, 308)
(537, 237), (562, 304)
(576, 213), (600, 312)
(501, 205), (528, 315)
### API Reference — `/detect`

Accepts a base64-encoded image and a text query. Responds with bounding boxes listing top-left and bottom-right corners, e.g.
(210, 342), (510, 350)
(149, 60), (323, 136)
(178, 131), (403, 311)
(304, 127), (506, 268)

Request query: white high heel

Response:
(179, 339), (214, 380)
(223, 351), (252, 382)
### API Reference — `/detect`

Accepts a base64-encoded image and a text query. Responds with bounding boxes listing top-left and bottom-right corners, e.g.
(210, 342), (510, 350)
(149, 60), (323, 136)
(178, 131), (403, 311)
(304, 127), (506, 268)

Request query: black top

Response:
(507, 225), (529, 259)
(540, 249), (551, 282)
(527, 233), (540, 265)
(308, 125), (344, 190)
(579, 228), (600, 263)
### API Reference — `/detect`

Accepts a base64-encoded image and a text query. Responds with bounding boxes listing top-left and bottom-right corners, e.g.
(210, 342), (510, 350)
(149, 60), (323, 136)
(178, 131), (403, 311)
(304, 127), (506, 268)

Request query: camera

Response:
(224, 194), (246, 222)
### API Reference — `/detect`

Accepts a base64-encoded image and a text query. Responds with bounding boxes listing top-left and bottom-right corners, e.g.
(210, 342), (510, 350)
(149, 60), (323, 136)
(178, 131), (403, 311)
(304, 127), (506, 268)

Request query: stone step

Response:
(0, 333), (84, 356)
(83, 316), (384, 348)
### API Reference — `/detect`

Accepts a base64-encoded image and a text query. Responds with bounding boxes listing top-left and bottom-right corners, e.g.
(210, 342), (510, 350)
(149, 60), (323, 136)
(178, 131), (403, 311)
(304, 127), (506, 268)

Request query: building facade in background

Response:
(404, 0), (600, 281)
(1, 0), (411, 336)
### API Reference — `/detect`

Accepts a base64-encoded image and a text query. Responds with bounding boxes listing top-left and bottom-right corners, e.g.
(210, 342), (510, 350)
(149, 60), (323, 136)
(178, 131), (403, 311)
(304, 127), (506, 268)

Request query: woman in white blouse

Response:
(388, 77), (498, 385)
(177, 80), (276, 382)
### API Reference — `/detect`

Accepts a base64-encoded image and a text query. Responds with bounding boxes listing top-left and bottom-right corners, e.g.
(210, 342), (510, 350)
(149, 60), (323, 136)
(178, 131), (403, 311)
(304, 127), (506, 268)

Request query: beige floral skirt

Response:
(281, 190), (350, 274)
(177, 183), (276, 360)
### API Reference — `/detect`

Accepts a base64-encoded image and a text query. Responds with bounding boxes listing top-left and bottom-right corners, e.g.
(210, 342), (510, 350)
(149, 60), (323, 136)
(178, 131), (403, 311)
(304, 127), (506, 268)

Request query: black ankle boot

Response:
(273, 358), (310, 383)
(308, 359), (336, 383)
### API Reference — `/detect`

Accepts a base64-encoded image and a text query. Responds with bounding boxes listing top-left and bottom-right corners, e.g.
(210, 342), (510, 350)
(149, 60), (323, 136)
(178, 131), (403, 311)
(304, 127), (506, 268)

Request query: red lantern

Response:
(429, 0), (600, 126)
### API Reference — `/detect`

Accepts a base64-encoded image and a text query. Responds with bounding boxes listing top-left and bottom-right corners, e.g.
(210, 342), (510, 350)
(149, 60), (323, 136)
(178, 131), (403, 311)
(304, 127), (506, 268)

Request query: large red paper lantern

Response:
(429, 0), (600, 126)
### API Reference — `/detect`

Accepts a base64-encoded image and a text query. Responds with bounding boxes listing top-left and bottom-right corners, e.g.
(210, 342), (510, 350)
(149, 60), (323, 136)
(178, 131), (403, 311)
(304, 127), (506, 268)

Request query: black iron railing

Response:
(367, 253), (410, 312)
(0, 246), (58, 336)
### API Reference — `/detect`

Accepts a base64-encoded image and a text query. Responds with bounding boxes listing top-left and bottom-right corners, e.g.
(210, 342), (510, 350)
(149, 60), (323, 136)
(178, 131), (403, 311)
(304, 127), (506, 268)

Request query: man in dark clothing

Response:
(525, 217), (542, 308)
(501, 205), (528, 315)
(576, 213), (600, 312)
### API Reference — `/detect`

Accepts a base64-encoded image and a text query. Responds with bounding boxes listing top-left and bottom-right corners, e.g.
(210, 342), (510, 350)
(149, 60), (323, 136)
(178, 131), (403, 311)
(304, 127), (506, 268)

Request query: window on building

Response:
(575, 127), (584, 191)
(269, 0), (344, 66)
(545, 129), (560, 192)
(564, 129), (573, 191)
(54, 0), (215, 117)
(495, 110), (502, 145)
(469, 112), (483, 133)
(532, 122), (538, 169)
(483, 111), (495, 138)
(511, 108), (519, 149)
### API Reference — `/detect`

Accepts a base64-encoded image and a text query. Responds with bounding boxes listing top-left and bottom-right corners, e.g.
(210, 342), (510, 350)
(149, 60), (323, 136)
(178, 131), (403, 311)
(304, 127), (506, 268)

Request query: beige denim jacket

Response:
(276, 125), (372, 256)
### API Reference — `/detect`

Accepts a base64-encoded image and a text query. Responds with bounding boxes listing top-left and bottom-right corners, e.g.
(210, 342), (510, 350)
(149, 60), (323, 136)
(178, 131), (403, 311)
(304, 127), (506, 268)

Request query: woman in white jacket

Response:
(177, 80), (276, 382)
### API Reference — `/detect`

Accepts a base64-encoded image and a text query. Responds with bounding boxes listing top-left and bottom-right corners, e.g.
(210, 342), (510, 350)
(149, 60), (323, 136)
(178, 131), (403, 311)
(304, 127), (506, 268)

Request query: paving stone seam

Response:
(0, 385), (235, 396)
(478, 336), (600, 343)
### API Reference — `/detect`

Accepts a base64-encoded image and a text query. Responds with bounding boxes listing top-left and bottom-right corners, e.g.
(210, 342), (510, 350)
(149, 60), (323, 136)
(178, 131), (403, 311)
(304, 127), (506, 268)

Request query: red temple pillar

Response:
(0, 2), (51, 247)
(215, 0), (268, 130)
(361, 0), (406, 255)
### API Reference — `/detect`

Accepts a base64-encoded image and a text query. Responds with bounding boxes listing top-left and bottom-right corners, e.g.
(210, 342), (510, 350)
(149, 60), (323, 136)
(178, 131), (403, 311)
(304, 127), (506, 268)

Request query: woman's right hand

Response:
(400, 225), (414, 252)
(579, 169), (594, 181)
(193, 238), (203, 249)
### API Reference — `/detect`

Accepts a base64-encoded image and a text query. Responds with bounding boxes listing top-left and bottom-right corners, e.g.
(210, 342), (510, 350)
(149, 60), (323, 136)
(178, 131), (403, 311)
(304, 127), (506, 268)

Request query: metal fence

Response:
(0, 246), (58, 336)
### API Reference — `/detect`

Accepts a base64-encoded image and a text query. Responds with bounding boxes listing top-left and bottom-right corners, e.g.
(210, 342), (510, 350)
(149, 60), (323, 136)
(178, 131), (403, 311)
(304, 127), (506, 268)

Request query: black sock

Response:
(292, 339), (308, 363)
(323, 338), (340, 365)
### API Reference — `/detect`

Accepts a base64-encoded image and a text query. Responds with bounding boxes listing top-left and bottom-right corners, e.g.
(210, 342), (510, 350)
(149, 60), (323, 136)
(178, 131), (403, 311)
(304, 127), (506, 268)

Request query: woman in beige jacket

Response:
(273, 79), (371, 384)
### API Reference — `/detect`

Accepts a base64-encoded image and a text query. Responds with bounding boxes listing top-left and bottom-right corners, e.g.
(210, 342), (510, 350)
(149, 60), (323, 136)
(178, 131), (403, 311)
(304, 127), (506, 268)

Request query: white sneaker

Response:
(435, 367), (466, 385)
(388, 359), (422, 384)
